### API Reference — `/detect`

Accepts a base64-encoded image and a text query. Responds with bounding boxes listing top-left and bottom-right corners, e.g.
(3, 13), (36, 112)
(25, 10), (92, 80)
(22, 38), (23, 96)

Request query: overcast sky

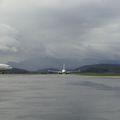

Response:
(0, 0), (120, 67)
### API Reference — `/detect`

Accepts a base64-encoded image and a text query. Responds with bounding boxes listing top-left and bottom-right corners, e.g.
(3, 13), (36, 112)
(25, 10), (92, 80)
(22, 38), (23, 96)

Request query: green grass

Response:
(75, 73), (120, 76)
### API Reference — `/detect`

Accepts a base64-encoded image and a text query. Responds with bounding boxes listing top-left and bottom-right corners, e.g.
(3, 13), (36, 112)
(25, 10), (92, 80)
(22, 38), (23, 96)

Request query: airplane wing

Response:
(48, 70), (61, 73)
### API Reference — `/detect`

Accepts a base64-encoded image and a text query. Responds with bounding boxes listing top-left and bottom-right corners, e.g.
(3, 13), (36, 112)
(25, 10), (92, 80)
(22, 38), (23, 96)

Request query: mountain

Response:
(35, 68), (59, 74)
(7, 56), (80, 70)
(7, 68), (30, 74)
(75, 64), (120, 73)
(3, 64), (120, 74)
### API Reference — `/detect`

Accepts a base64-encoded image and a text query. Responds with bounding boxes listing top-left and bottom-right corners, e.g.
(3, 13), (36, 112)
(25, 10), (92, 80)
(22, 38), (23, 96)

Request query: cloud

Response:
(0, 24), (19, 53)
(0, 0), (120, 67)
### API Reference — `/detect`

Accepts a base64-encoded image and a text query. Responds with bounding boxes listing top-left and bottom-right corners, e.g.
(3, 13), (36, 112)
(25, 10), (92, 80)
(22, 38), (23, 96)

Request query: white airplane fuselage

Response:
(48, 64), (70, 74)
(59, 64), (69, 74)
(0, 64), (12, 71)
(61, 68), (66, 74)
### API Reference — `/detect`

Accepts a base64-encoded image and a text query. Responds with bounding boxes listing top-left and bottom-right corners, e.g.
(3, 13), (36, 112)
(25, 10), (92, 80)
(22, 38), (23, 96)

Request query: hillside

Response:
(36, 68), (59, 74)
(75, 64), (120, 73)
(7, 68), (30, 74)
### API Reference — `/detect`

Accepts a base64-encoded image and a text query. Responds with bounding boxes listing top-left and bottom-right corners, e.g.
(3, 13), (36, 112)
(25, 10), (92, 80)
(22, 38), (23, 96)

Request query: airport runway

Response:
(0, 74), (120, 120)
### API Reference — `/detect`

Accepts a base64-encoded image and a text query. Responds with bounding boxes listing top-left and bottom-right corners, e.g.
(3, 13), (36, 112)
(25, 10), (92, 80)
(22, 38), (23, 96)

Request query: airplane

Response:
(0, 64), (12, 74)
(48, 64), (70, 74)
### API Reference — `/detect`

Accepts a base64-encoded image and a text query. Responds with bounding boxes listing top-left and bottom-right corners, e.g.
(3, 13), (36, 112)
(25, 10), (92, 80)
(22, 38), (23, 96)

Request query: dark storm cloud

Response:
(0, 0), (120, 65)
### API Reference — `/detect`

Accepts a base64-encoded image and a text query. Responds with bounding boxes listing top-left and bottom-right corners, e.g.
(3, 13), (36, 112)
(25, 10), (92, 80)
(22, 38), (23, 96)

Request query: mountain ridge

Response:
(4, 63), (120, 74)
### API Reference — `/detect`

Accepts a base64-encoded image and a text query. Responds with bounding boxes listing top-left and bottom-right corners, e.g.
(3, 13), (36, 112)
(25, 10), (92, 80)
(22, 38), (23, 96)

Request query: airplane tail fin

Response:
(63, 64), (65, 70)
